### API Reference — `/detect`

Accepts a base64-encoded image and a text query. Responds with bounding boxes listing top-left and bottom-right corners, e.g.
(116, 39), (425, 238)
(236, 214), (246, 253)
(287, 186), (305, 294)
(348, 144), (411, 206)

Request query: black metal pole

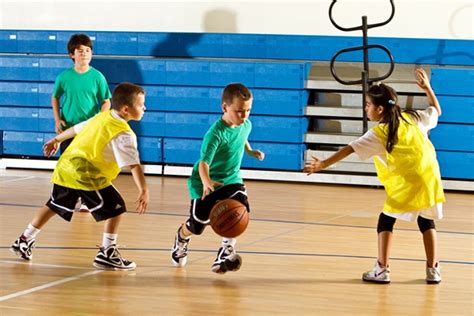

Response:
(362, 71), (368, 133)
(362, 16), (369, 133)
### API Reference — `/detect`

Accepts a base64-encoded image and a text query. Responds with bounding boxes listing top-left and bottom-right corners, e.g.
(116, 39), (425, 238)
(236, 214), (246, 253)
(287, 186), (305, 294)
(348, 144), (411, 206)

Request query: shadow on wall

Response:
(150, 8), (238, 58)
(414, 40), (474, 65)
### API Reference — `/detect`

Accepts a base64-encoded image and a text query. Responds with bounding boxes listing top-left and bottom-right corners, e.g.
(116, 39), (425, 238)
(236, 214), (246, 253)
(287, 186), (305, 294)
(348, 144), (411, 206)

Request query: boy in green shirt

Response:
(52, 33), (111, 152)
(171, 83), (265, 274)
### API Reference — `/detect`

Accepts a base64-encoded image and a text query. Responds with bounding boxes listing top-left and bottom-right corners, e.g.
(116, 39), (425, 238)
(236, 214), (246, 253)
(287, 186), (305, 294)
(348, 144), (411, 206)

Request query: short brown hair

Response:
(221, 83), (252, 105)
(67, 33), (93, 54)
(112, 83), (145, 110)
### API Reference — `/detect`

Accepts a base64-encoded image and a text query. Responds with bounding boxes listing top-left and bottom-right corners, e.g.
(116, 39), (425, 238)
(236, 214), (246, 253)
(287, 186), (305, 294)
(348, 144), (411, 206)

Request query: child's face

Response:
(222, 97), (252, 127)
(365, 97), (384, 121)
(126, 93), (146, 121)
(70, 45), (92, 66)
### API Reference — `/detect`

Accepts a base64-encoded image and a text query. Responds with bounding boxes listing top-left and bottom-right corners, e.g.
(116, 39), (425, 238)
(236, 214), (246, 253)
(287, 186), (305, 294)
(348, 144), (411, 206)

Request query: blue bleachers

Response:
(429, 67), (474, 179)
(2, 30), (472, 66)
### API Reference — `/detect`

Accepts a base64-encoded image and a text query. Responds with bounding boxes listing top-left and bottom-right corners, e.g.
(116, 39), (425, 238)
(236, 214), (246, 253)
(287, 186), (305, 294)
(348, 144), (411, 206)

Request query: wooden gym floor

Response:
(0, 169), (473, 315)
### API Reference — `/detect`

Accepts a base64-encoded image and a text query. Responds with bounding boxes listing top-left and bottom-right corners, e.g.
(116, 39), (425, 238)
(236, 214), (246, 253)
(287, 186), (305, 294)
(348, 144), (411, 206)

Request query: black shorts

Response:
(185, 183), (250, 235)
(46, 184), (126, 222)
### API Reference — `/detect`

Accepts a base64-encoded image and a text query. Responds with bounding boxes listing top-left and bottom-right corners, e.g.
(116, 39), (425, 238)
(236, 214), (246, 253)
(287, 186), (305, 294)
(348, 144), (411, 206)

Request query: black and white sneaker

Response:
(211, 245), (242, 274)
(11, 236), (35, 260)
(171, 228), (190, 267)
(93, 244), (136, 270)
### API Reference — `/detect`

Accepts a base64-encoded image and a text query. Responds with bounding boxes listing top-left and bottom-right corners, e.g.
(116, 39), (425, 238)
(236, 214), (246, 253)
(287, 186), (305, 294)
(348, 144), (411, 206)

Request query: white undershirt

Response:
(73, 111), (140, 168)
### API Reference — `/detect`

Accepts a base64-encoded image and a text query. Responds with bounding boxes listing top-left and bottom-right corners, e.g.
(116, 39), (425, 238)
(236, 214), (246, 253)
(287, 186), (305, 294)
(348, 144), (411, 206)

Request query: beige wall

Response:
(0, 0), (472, 39)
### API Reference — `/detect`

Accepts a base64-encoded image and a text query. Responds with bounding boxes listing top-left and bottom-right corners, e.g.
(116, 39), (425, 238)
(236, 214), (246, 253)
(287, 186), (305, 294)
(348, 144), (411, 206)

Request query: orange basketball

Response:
(210, 199), (249, 238)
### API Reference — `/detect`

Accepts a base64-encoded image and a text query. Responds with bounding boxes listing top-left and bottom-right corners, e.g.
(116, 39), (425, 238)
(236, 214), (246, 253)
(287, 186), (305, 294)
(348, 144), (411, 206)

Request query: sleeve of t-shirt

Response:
(348, 130), (385, 160)
(199, 129), (220, 165)
(96, 71), (112, 102)
(415, 107), (439, 135)
(52, 72), (64, 98)
(73, 117), (92, 134)
(111, 132), (140, 168)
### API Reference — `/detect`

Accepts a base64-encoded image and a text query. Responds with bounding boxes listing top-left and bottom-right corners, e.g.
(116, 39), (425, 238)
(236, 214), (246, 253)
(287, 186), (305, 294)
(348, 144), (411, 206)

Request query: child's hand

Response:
(43, 138), (59, 157)
(251, 149), (265, 161)
(201, 180), (223, 199)
(415, 67), (431, 91)
(135, 189), (149, 214)
(55, 119), (66, 134)
(303, 155), (325, 175)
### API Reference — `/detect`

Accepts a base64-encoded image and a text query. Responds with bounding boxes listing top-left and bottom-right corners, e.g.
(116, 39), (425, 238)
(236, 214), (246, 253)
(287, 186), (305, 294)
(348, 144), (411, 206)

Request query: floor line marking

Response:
(0, 176), (36, 184)
(0, 259), (92, 270)
(0, 270), (103, 302)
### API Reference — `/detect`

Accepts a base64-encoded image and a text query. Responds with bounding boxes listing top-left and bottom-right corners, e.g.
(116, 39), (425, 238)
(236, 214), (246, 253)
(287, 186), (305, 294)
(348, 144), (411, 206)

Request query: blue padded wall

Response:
(137, 137), (163, 163)
(0, 30), (18, 53)
(17, 31), (57, 54)
(2, 30), (472, 66)
(3, 131), (45, 156)
(0, 107), (39, 131)
(0, 82), (39, 106)
(163, 138), (306, 171)
(0, 57), (40, 81)
(436, 151), (474, 180)
(430, 67), (474, 180)
(437, 96), (474, 124)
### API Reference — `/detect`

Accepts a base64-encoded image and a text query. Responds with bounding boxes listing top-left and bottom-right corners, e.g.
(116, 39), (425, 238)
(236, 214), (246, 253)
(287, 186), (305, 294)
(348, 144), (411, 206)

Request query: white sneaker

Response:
(426, 263), (441, 284)
(171, 228), (190, 267)
(211, 245), (242, 274)
(362, 261), (391, 284)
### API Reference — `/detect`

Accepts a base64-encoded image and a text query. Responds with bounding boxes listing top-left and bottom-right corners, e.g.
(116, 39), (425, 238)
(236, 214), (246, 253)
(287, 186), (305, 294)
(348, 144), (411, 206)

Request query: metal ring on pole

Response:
(329, 0), (395, 32)
(330, 44), (395, 85)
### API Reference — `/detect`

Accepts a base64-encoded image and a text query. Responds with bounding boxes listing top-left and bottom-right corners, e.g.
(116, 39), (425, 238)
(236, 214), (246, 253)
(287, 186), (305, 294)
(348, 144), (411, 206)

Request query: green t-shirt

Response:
(187, 119), (252, 199)
(53, 67), (111, 128)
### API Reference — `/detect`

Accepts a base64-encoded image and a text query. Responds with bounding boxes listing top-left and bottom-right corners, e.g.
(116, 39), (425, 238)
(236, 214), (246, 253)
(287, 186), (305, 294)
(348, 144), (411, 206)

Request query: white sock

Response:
(102, 233), (118, 248)
(222, 238), (236, 248)
(23, 224), (40, 240)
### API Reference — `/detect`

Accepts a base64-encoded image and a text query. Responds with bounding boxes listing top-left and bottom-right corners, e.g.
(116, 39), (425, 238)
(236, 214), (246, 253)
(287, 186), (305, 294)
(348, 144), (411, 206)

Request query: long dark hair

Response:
(368, 83), (420, 153)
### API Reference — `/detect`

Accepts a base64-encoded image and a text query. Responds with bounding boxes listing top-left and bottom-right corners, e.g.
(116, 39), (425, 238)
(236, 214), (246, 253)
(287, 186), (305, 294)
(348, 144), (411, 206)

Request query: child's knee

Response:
(377, 212), (396, 233)
(417, 216), (436, 233)
(185, 219), (205, 235)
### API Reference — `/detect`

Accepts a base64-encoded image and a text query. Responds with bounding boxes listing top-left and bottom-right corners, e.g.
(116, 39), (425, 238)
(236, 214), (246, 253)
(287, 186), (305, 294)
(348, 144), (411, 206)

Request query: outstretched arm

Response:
(415, 67), (441, 116)
(245, 141), (265, 160)
(130, 164), (149, 214)
(43, 126), (77, 157)
(304, 145), (354, 174)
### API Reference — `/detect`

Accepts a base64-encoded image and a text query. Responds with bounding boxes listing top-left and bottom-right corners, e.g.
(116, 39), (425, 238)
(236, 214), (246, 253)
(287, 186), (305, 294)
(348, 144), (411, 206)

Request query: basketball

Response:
(209, 199), (249, 238)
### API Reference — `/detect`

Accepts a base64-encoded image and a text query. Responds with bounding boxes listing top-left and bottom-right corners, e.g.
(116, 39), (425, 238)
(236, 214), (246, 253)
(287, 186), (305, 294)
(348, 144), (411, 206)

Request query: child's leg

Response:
(31, 206), (57, 229)
(377, 231), (393, 267)
(417, 216), (438, 267)
(376, 212), (396, 267)
(422, 229), (438, 267)
(11, 205), (56, 260)
(179, 223), (194, 238)
(417, 216), (441, 283)
(20, 205), (56, 240)
(363, 212), (395, 283)
(102, 214), (122, 248)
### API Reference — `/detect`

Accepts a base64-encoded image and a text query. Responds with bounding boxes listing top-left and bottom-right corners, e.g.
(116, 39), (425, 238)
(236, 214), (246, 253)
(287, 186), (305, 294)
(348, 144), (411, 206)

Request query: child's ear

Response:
(221, 103), (228, 112)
